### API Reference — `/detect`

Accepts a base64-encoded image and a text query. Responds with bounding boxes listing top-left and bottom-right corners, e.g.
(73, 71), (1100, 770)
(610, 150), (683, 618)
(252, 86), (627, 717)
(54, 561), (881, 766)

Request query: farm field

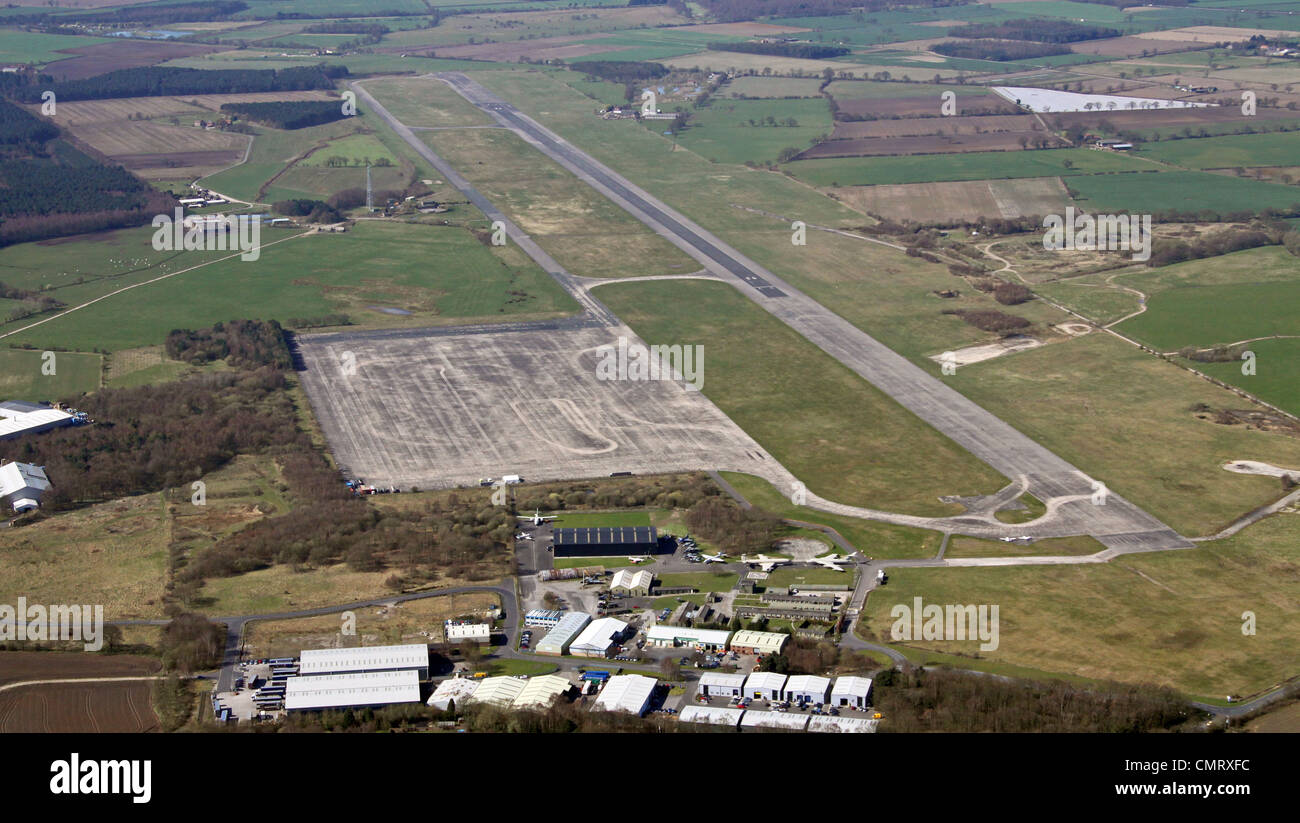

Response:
(0, 652), (161, 688)
(832, 177), (1073, 222)
(860, 509), (1300, 698)
(1136, 131), (1300, 169)
(1066, 169), (1300, 214)
(0, 348), (101, 401)
(1192, 337), (1300, 417)
(948, 331), (1300, 537)
(599, 278), (1008, 516)
(0, 221), (579, 352)
(786, 148), (1157, 186)
(0, 682), (161, 733)
(723, 76), (824, 98)
(672, 98), (833, 165)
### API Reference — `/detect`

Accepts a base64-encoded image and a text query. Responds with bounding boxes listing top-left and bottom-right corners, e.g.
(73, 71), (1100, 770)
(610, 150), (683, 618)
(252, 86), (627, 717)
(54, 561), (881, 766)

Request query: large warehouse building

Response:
(0, 401), (79, 442)
(552, 526), (664, 557)
(568, 616), (629, 658)
(284, 670), (422, 712)
(298, 644), (430, 680)
(592, 674), (656, 716)
(784, 674), (832, 704)
(645, 625), (732, 652)
(729, 630), (790, 657)
(535, 611), (592, 656)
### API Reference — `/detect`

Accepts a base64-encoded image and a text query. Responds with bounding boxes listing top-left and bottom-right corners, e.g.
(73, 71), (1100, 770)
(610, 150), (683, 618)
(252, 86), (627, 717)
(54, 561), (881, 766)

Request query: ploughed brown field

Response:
(835, 95), (1020, 118)
(1048, 105), (1300, 132)
(46, 40), (225, 81)
(0, 682), (160, 732)
(1069, 36), (1196, 58)
(0, 651), (161, 686)
(831, 114), (1042, 140)
(801, 131), (1042, 158)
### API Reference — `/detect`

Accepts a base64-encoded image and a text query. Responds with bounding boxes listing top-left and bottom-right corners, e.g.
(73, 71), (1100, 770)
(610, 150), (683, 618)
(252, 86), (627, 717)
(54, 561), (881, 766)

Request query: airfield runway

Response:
(425, 72), (1191, 552)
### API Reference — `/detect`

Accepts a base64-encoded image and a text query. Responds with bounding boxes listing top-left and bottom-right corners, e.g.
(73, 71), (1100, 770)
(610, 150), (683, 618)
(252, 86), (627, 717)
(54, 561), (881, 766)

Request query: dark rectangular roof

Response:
(553, 526), (658, 546)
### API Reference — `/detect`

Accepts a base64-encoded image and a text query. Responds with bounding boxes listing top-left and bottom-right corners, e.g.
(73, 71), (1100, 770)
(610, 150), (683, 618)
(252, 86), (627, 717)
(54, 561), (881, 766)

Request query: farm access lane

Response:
(433, 71), (1190, 554)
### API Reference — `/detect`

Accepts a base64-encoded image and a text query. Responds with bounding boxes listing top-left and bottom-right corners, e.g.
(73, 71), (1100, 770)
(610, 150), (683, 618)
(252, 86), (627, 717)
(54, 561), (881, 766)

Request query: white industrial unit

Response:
(830, 676), (874, 709)
(298, 643), (430, 679)
(593, 674), (656, 715)
(743, 672), (788, 701)
(284, 670), (421, 712)
(698, 672), (747, 698)
(783, 674), (832, 704)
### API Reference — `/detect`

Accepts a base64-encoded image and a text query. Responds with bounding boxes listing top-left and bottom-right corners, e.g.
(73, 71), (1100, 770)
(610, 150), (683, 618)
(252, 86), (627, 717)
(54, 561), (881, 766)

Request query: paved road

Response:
(431, 72), (1191, 554)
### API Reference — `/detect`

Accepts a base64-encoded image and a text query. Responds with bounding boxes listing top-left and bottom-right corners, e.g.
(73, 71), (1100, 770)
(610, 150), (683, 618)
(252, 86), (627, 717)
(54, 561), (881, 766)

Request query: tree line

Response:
(949, 18), (1120, 44)
(932, 40), (1071, 61)
(706, 41), (849, 60)
(17, 65), (347, 104)
(165, 319), (294, 369)
(220, 100), (350, 130)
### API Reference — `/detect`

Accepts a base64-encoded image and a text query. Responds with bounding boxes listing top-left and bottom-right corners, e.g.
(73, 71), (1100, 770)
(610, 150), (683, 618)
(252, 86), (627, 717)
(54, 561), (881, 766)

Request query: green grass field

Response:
(672, 98), (834, 165)
(598, 278), (1007, 516)
(1, 221), (578, 352)
(657, 571), (739, 592)
(1067, 170), (1300, 215)
(1190, 337), (1300, 418)
(0, 28), (112, 65)
(786, 149), (1157, 187)
(0, 348), (100, 401)
(860, 509), (1300, 697)
(949, 331), (1300, 537)
(1115, 246), (1300, 353)
(1138, 131), (1300, 169)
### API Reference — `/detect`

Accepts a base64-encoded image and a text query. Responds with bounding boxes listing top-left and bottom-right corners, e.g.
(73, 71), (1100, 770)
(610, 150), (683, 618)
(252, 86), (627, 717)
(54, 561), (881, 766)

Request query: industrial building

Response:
(743, 672), (787, 701)
(445, 622), (490, 644)
(0, 461), (51, 513)
(427, 676), (479, 711)
(760, 593), (837, 614)
(609, 569), (654, 596)
(284, 670), (422, 712)
(645, 625), (732, 651)
(511, 675), (574, 709)
(729, 630), (790, 656)
(830, 676), (873, 709)
(679, 705), (743, 728)
(698, 671), (747, 698)
(298, 643), (430, 679)
(592, 674), (656, 716)
(568, 616), (629, 658)
(808, 716), (878, 733)
(535, 611), (592, 656)
(740, 710), (809, 731)
(524, 609), (564, 629)
(552, 526), (662, 558)
(468, 676), (527, 708)
(0, 401), (80, 442)
(784, 674), (832, 704)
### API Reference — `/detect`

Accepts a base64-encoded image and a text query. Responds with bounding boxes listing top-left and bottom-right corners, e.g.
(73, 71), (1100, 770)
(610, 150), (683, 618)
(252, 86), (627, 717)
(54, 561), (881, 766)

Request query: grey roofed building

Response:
(551, 526), (663, 557)
(0, 462), (51, 512)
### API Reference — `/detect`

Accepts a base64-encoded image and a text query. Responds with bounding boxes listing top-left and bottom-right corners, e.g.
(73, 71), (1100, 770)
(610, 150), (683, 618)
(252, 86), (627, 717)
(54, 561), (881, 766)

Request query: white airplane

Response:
(810, 551), (858, 571)
(516, 509), (558, 526)
(627, 556), (651, 564)
(514, 532), (534, 541)
(741, 554), (789, 572)
(699, 552), (728, 564)
(999, 535), (1033, 543)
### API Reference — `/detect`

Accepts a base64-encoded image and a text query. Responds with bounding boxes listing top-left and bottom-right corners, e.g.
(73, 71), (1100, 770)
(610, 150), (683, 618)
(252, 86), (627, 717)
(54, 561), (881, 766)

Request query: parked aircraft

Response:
(810, 551), (858, 571)
(741, 554), (790, 572)
(517, 509), (558, 526)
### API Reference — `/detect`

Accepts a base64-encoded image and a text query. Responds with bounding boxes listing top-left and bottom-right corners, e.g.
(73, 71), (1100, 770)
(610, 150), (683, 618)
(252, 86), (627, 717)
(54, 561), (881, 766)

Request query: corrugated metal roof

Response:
(646, 625), (733, 646)
(808, 715), (878, 733)
(569, 617), (628, 654)
(298, 643), (428, 675)
(785, 674), (831, 695)
(284, 670), (421, 711)
(427, 677), (479, 710)
(535, 611), (592, 653)
(831, 676), (873, 698)
(593, 674), (656, 714)
(740, 710), (809, 730)
(699, 672), (747, 689)
(469, 676), (526, 707)
(678, 706), (744, 726)
(744, 672), (788, 691)
(511, 675), (573, 708)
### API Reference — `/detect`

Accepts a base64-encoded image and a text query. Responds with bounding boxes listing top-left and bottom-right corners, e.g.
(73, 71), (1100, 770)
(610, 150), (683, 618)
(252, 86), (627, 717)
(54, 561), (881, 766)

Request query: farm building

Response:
(524, 609), (563, 628)
(284, 670), (422, 712)
(698, 672), (747, 698)
(511, 675), (574, 709)
(445, 622), (490, 644)
(679, 705), (744, 728)
(740, 710), (809, 731)
(568, 617), (629, 658)
(730, 630), (790, 656)
(427, 676), (479, 711)
(0, 401), (79, 442)
(592, 674), (656, 716)
(298, 643), (430, 680)
(645, 625), (732, 651)
(468, 676), (527, 708)
(552, 526), (662, 557)
(0, 461), (51, 513)
(830, 676), (873, 709)
(609, 569), (654, 596)
(784, 674), (832, 704)
(743, 672), (787, 701)
(535, 611), (592, 656)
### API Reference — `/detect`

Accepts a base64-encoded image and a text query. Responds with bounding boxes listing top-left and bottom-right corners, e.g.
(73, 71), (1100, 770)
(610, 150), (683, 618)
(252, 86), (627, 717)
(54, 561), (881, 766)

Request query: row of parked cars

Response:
(520, 629), (533, 649)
